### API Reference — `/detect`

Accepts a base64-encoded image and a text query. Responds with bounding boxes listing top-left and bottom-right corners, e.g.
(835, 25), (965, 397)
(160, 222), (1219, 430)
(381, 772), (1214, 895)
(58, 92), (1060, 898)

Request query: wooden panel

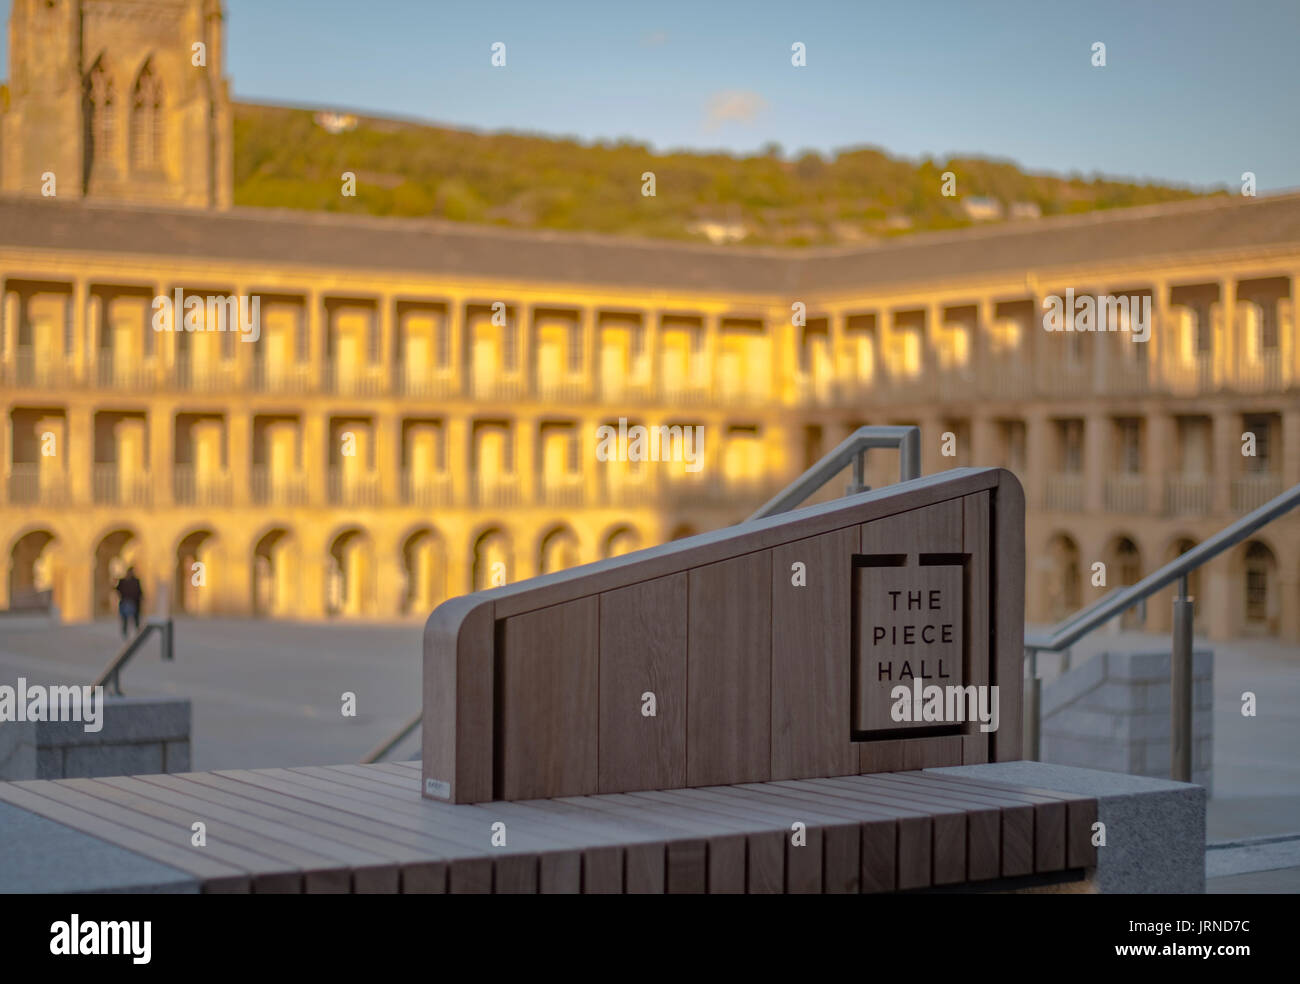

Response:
(666, 840), (708, 893)
(920, 774), (1095, 871)
(991, 470), (1025, 761)
(770, 528), (858, 780)
(598, 573), (687, 792)
(859, 738), (905, 774)
(423, 596), (494, 802)
(903, 735), (964, 770)
(687, 552), (772, 786)
(498, 596), (599, 799)
(868, 773), (1002, 883)
(488, 470), (1000, 620)
(860, 496), (963, 559)
(625, 842), (666, 894)
(963, 492), (992, 759)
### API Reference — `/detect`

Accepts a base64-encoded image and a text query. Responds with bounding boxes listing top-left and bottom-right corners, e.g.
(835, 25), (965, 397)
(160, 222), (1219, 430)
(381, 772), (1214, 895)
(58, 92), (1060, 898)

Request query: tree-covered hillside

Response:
(232, 102), (1218, 246)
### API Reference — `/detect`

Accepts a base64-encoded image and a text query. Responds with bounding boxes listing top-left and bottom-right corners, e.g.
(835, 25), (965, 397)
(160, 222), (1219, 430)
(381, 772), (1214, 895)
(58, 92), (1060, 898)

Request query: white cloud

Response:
(703, 90), (769, 130)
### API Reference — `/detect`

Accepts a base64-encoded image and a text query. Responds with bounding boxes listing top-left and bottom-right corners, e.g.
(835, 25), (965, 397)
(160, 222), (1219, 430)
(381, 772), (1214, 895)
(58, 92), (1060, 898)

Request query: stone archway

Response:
(252, 527), (297, 618)
(472, 527), (512, 591)
(8, 528), (58, 611)
(328, 527), (375, 617)
(603, 525), (642, 559)
(175, 528), (219, 615)
(538, 525), (580, 574)
(401, 527), (447, 615)
(94, 528), (140, 617)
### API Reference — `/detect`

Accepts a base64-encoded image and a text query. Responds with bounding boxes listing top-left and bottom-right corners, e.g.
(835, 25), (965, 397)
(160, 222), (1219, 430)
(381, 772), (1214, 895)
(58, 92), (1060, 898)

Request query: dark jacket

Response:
(116, 575), (143, 607)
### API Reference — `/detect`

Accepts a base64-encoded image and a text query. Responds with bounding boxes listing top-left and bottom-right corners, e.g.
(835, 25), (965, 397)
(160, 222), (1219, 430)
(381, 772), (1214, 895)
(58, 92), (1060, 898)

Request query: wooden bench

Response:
(2, 467), (1101, 894)
(0, 761), (1097, 893)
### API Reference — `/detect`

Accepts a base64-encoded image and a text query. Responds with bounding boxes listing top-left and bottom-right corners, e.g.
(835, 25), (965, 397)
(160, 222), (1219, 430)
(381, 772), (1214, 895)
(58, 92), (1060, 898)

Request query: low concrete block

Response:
(36, 696), (191, 745)
(63, 742), (164, 779)
(163, 739), (191, 772)
(1040, 647), (1213, 794)
(932, 761), (1206, 894)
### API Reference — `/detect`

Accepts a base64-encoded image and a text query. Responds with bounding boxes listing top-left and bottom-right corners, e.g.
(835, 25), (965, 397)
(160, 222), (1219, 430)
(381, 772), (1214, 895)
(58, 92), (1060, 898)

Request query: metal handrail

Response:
(361, 709), (423, 765)
(1024, 480), (1300, 781)
(91, 616), (174, 696)
(1026, 481), (1300, 654)
(363, 425), (924, 763)
(748, 425), (921, 520)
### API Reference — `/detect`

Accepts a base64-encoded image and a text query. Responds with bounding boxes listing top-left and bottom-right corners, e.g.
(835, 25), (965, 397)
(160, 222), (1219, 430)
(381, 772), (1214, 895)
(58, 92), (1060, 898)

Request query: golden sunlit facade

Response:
(2, 1), (1299, 643)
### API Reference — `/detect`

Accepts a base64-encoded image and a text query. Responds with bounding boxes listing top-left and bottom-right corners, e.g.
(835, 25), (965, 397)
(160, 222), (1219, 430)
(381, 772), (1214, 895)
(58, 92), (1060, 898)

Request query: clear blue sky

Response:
(3, 0), (1297, 190)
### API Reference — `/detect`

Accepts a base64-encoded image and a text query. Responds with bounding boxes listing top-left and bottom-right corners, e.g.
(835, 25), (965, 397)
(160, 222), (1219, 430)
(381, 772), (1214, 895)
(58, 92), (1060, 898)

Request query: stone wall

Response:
(0, 696), (191, 780)
(1040, 649), (1213, 792)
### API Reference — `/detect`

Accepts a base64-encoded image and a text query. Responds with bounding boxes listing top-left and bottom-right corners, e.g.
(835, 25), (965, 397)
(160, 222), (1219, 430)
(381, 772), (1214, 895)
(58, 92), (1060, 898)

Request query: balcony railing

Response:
(662, 474), (780, 507)
(324, 363), (388, 396)
(401, 470), (455, 507)
(473, 474), (522, 508)
(538, 478), (586, 507)
(328, 468), (383, 507)
(1164, 353), (1215, 397)
(1165, 476), (1211, 516)
(92, 465), (152, 506)
(172, 466), (233, 506)
(980, 357), (1035, 400)
(536, 378), (589, 402)
(1103, 474), (1147, 514)
(471, 377), (528, 401)
(1044, 473), (1084, 512)
(1097, 356), (1153, 397)
(1232, 473), (1283, 513)
(169, 362), (239, 394)
(599, 477), (659, 507)
(251, 361), (317, 394)
(12, 347), (76, 388)
(251, 466), (310, 506)
(1234, 350), (1282, 393)
(1040, 362), (1091, 399)
(395, 372), (459, 399)
(96, 355), (158, 391)
(6, 464), (71, 506)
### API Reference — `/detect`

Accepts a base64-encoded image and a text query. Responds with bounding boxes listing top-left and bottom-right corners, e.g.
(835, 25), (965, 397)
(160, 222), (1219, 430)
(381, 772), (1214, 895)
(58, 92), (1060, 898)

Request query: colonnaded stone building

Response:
(2, 0), (1299, 641)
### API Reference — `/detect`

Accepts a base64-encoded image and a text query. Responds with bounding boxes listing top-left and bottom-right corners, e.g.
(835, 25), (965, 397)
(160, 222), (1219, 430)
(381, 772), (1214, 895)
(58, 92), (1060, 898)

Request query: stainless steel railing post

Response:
(1171, 576), (1195, 783)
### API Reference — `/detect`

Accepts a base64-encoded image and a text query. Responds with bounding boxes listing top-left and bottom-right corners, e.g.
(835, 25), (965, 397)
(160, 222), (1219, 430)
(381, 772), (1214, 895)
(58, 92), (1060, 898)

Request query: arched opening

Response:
(9, 529), (58, 611)
(252, 527), (297, 618)
(130, 58), (164, 173)
(1043, 533), (1081, 622)
(1242, 540), (1278, 635)
(472, 527), (512, 591)
(327, 528), (374, 617)
(538, 525), (580, 574)
(175, 528), (218, 615)
(401, 528), (447, 615)
(94, 528), (140, 617)
(603, 525), (641, 559)
(82, 55), (116, 184)
(1104, 535), (1143, 629)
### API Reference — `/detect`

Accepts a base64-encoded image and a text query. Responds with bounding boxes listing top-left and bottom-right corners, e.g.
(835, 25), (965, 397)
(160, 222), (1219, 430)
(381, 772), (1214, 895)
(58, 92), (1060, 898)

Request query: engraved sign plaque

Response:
(854, 565), (964, 733)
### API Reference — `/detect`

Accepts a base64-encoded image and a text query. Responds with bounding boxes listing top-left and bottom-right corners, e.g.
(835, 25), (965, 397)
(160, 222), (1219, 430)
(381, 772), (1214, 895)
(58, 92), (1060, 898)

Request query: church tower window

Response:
(131, 59), (165, 172)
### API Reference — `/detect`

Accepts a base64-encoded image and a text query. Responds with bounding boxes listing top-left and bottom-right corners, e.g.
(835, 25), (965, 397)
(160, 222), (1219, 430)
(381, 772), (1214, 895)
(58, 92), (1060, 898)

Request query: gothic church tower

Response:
(0, 0), (232, 208)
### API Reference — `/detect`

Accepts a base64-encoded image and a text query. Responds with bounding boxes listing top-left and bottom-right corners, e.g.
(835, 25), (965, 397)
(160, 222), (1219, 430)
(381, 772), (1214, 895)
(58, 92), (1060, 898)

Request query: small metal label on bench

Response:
(424, 778), (451, 799)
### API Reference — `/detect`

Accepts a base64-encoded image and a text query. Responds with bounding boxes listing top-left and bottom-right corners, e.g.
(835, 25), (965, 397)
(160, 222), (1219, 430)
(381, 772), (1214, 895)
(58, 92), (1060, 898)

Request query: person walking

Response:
(116, 566), (144, 638)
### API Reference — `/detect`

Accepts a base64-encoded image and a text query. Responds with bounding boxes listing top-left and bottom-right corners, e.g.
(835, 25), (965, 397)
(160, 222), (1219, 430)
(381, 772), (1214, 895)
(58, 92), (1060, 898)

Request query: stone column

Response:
(66, 403), (92, 506)
(1211, 408), (1237, 515)
(1083, 414), (1108, 514)
(228, 409), (251, 508)
(1146, 411), (1174, 516)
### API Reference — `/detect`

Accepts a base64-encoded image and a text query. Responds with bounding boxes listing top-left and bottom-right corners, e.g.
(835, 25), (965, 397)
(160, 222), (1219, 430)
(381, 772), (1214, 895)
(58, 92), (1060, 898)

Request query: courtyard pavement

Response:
(2, 614), (1297, 890)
